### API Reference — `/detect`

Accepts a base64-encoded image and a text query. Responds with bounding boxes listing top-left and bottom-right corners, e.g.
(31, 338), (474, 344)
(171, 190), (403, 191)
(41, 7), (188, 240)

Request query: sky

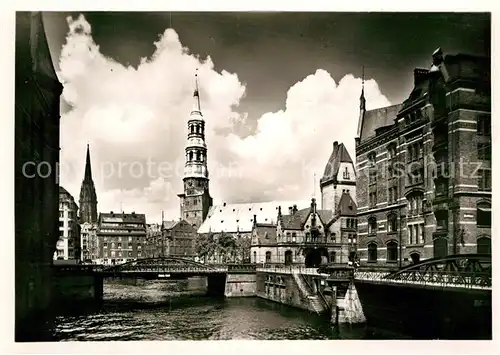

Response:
(41, 12), (490, 223)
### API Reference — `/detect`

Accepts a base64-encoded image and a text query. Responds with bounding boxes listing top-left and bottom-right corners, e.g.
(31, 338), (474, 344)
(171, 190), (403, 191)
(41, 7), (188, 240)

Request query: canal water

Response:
(50, 279), (410, 341)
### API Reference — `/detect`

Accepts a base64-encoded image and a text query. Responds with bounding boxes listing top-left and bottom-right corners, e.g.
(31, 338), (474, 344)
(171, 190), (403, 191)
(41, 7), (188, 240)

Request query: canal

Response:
(50, 279), (410, 341)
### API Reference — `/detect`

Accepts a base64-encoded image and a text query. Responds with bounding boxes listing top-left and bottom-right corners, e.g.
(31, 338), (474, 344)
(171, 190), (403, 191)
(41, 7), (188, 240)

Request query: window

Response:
(478, 169), (492, 191)
(305, 232), (311, 242)
(477, 115), (491, 136)
(330, 232), (336, 242)
(118, 243), (122, 249)
(329, 252), (336, 263)
(387, 214), (398, 233)
(388, 186), (398, 204)
(368, 217), (377, 235)
(368, 243), (377, 262)
(368, 152), (376, 167)
(408, 225), (414, 244)
(387, 241), (398, 263)
(343, 167), (350, 180)
(265, 251), (272, 263)
(435, 211), (448, 231)
(369, 192), (377, 207)
(253, 251), (257, 263)
(433, 238), (448, 258)
(292, 233), (296, 243)
(369, 169), (377, 185)
(286, 232), (291, 242)
(477, 202), (491, 227)
(387, 144), (397, 160)
(477, 236), (491, 254)
(477, 143), (491, 160)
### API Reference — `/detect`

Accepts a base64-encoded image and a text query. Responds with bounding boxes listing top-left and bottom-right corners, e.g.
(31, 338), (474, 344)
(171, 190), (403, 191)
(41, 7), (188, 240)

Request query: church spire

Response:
(84, 143), (93, 182)
(79, 144), (98, 224)
(192, 69), (201, 113)
(356, 66), (366, 140)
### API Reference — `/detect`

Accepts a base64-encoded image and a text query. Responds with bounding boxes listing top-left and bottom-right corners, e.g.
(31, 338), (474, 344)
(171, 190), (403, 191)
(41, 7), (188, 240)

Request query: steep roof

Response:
(358, 103), (403, 143)
(99, 212), (146, 225)
(337, 192), (357, 216)
(252, 223), (277, 245)
(197, 200), (308, 234)
(162, 220), (178, 230)
(280, 207), (334, 230)
(320, 142), (354, 186)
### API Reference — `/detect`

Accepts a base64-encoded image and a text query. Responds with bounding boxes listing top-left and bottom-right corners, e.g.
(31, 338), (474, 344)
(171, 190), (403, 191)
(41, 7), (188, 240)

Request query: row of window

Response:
(407, 194), (424, 215)
(102, 250), (142, 258)
(102, 236), (135, 242)
(408, 223), (425, 244)
(407, 141), (424, 162)
(188, 123), (204, 135)
(103, 243), (141, 249)
(368, 215), (398, 234)
(186, 150), (205, 162)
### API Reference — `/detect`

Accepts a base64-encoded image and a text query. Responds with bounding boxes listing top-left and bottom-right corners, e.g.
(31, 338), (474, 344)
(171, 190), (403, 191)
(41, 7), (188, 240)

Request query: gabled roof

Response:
(252, 223), (277, 245)
(162, 220), (178, 230)
(280, 207), (333, 230)
(358, 103), (403, 143)
(337, 192), (357, 216)
(320, 142), (354, 186)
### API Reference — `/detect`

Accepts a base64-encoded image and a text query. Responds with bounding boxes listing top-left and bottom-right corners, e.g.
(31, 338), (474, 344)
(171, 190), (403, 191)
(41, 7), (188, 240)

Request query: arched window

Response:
(368, 217), (377, 235)
(386, 241), (398, 263)
(265, 251), (271, 263)
(368, 243), (377, 263)
(477, 236), (491, 254)
(477, 201), (491, 227)
(410, 252), (420, 264)
(284, 250), (293, 265)
(387, 213), (398, 233)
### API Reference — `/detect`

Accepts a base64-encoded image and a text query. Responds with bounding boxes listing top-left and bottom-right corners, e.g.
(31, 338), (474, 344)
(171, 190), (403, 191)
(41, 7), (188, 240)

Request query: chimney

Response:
(223, 202), (227, 207)
(288, 206), (293, 215)
(413, 68), (429, 86)
(253, 214), (257, 228)
(293, 204), (298, 214)
(333, 141), (339, 155)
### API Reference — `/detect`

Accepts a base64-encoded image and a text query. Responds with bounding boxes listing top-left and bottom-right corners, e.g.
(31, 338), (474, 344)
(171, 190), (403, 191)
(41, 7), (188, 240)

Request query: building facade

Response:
(145, 223), (162, 258)
(15, 12), (64, 338)
(54, 187), (81, 261)
(162, 220), (198, 258)
(80, 222), (98, 263)
(79, 144), (98, 224)
(178, 72), (213, 230)
(250, 194), (357, 267)
(95, 212), (147, 265)
(355, 48), (491, 268)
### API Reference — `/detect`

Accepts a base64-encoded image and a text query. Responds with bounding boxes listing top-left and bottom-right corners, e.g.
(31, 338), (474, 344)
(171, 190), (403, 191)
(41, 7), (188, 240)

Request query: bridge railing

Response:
(256, 264), (321, 276)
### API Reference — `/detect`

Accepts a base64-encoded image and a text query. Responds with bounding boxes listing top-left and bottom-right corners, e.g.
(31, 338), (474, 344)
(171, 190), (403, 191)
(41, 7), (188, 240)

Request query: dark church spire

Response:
(83, 143), (93, 182)
(360, 66), (366, 110)
(79, 144), (98, 224)
(192, 68), (201, 113)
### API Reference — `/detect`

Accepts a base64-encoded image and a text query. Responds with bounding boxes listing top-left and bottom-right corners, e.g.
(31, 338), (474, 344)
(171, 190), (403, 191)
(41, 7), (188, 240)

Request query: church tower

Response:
(178, 71), (213, 230)
(79, 144), (98, 224)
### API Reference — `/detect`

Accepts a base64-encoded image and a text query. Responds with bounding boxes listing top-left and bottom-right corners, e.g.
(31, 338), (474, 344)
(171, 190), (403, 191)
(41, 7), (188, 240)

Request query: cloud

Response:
(58, 14), (390, 224)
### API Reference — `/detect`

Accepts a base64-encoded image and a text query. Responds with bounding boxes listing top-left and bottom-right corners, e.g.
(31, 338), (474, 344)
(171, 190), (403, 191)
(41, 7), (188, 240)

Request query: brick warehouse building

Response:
(355, 48), (490, 268)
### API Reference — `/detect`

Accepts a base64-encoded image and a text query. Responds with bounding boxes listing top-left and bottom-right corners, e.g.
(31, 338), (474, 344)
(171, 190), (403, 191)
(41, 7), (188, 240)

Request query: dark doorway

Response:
(305, 248), (327, 268)
(284, 250), (293, 265)
(433, 237), (448, 258)
(410, 253), (420, 264)
(477, 236), (491, 254)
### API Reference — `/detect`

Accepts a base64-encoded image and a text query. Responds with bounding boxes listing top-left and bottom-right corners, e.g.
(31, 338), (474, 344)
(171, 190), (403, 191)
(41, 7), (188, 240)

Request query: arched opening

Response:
(386, 241), (398, 263)
(387, 213), (398, 233)
(410, 252), (420, 264)
(284, 250), (293, 265)
(433, 237), (448, 258)
(265, 251), (272, 263)
(305, 248), (327, 267)
(368, 217), (377, 235)
(477, 236), (491, 254)
(367, 243), (377, 263)
(477, 201), (491, 227)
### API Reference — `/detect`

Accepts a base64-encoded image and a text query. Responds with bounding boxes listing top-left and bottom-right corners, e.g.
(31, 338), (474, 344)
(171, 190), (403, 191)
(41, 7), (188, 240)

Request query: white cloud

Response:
(58, 14), (391, 224)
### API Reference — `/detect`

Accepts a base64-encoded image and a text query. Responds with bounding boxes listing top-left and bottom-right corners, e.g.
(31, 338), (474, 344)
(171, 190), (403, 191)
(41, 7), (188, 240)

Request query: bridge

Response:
(354, 253), (492, 291)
